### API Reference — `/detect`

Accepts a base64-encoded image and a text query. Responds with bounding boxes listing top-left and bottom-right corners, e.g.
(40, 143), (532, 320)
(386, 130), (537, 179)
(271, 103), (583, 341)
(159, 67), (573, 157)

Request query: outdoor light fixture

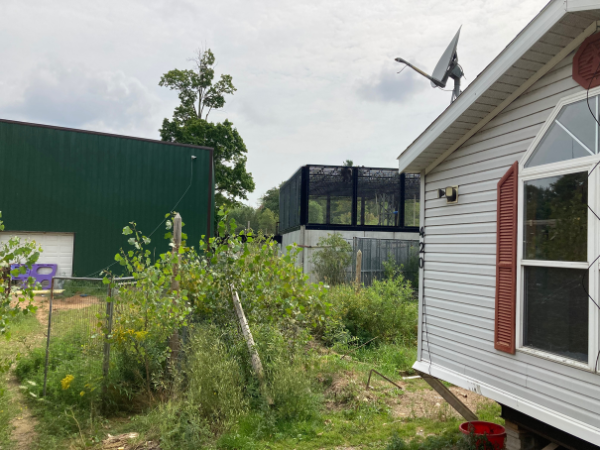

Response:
(438, 186), (458, 204)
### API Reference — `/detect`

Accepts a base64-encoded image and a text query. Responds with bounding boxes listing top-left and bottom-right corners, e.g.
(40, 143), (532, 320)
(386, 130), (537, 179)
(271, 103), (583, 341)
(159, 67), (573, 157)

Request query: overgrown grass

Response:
(324, 277), (418, 346)
(0, 311), (43, 448)
(4, 220), (503, 449)
(0, 382), (12, 447)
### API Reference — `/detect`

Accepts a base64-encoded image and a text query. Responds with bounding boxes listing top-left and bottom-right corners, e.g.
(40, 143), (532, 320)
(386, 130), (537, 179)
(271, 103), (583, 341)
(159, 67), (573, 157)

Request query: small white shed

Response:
(399, 1), (600, 447)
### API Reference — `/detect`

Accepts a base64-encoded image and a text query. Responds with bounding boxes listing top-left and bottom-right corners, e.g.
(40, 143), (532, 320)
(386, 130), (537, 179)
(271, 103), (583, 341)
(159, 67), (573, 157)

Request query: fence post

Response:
(102, 282), (113, 398)
(355, 249), (362, 290)
(169, 213), (182, 366)
(42, 277), (55, 397)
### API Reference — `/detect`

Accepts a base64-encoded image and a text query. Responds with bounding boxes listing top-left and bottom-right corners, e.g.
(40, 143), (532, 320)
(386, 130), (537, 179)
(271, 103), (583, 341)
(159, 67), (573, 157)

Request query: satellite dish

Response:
(395, 27), (464, 103)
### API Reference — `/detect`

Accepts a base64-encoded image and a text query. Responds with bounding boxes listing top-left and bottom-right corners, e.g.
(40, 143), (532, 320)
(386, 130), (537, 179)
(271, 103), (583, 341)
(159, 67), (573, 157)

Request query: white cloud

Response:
(0, 0), (550, 205)
(0, 62), (161, 137)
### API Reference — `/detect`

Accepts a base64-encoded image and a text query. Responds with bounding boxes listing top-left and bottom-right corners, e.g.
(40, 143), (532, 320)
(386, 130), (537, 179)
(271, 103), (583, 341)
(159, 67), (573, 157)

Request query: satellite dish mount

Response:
(395, 27), (463, 103)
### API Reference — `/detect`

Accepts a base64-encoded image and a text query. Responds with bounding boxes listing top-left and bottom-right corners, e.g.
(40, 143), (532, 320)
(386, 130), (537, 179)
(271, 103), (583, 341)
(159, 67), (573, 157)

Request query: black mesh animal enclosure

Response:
(279, 165), (420, 233)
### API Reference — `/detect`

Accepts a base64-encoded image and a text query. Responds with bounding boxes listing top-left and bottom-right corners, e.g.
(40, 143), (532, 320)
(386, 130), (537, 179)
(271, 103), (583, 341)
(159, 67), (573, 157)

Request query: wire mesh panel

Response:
(43, 277), (109, 396)
(308, 166), (354, 225)
(404, 174), (420, 227)
(42, 276), (134, 398)
(279, 165), (420, 231)
(357, 168), (401, 227)
(279, 168), (302, 232)
(351, 238), (419, 287)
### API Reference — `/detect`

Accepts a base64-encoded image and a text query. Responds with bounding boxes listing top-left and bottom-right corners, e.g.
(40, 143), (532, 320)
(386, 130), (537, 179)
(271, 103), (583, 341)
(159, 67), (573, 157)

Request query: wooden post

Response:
(169, 213), (182, 366)
(171, 213), (182, 292)
(414, 370), (478, 422)
(102, 282), (113, 406)
(231, 287), (272, 404)
(355, 249), (362, 289)
(42, 277), (55, 397)
(232, 289), (264, 379)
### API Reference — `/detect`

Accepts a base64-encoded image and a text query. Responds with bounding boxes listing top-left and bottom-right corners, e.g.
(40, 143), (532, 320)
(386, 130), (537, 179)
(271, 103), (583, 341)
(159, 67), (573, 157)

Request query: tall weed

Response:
(326, 276), (417, 345)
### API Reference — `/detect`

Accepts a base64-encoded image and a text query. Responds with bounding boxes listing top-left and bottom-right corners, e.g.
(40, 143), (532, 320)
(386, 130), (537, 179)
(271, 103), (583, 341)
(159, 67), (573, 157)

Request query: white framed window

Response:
(517, 87), (600, 371)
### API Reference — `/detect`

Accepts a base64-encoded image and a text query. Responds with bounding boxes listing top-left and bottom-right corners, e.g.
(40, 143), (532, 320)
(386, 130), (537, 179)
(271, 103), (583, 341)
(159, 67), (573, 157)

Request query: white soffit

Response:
(397, 0), (600, 175)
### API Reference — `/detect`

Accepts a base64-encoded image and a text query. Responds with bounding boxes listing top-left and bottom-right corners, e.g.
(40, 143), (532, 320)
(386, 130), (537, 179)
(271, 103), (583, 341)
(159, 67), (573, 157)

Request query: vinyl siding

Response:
(420, 49), (600, 433)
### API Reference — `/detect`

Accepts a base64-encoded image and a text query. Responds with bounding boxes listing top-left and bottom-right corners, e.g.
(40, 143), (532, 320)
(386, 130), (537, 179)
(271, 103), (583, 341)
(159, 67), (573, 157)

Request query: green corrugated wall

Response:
(0, 120), (214, 276)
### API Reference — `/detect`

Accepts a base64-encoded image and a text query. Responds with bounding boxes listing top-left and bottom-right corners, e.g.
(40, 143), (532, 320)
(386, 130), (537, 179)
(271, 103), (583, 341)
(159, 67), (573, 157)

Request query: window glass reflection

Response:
(524, 172), (587, 262)
(526, 97), (598, 167)
(524, 266), (588, 363)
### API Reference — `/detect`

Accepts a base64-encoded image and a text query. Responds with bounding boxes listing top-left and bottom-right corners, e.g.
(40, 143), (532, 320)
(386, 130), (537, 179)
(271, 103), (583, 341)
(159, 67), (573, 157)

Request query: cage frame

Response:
(279, 164), (420, 234)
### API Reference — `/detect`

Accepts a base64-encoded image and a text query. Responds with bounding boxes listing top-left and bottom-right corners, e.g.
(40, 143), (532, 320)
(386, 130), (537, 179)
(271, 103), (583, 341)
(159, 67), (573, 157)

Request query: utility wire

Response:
(583, 59), (600, 371)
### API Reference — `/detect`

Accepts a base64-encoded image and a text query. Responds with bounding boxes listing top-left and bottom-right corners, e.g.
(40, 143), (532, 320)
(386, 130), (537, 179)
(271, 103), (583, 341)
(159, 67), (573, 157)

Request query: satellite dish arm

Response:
(395, 57), (444, 87)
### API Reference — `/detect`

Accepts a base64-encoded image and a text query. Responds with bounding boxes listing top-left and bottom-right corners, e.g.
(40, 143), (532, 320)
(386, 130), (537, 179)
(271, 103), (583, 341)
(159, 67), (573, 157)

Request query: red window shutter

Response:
(495, 162), (518, 354)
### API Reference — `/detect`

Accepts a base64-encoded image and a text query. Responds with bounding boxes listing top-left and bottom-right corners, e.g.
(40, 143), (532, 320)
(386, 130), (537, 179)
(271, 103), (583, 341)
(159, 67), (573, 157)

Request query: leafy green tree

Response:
(258, 208), (277, 235)
(343, 160), (353, 167)
(308, 200), (323, 223)
(260, 186), (280, 219)
(229, 205), (259, 234)
(312, 233), (352, 285)
(159, 49), (255, 206)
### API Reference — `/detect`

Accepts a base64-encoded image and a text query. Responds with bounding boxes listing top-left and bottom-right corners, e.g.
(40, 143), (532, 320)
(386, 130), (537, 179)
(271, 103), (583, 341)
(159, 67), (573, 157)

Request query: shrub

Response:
(326, 276), (417, 345)
(311, 233), (352, 285)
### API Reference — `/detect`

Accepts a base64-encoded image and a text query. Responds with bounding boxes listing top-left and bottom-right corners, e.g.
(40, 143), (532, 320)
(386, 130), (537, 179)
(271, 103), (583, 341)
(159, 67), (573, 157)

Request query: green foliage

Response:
(325, 277), (417, 345)
(153, 323), (320, 449)
(159, 49), (235, 123)
(159, 49), (254, 206)
(311, 233), (352, 285)
(386, 427), (505, 450)
(308, 200), (323, 223)
(188, 207), (330, 327)
(386, 431), (459, 449)
(0, 211), (42, 338)
(229, 205), (278, 235)
(258, 208), (277, 235)
(108, 218), (192, 396)
(383, 254), (419, 289)
(0, 379), (12, 447)
(260, 185), (281, 218)
(161, 117), (255, 206)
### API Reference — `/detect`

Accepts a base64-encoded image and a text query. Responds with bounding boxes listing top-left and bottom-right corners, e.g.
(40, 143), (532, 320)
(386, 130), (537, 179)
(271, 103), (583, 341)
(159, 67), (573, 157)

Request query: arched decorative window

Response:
(516, 89), (600, 370)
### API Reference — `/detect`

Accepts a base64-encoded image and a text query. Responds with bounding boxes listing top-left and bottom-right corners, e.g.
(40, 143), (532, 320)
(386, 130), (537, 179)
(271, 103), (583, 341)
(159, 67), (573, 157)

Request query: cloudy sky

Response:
(0, 0), (549, 205)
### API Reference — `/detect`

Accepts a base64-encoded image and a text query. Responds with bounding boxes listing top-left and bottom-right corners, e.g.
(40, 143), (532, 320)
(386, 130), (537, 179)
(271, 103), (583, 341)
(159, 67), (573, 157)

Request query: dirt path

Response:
(8, 376), (38, 450)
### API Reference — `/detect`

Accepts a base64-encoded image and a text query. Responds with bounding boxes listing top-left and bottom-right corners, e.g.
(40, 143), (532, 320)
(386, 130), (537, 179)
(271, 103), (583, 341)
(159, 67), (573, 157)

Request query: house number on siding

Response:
(419, 226), (425, 269)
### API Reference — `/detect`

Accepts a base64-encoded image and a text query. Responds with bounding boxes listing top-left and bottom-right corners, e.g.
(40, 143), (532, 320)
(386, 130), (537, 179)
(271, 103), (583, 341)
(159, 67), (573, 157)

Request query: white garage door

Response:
(0, 232), (75, 278)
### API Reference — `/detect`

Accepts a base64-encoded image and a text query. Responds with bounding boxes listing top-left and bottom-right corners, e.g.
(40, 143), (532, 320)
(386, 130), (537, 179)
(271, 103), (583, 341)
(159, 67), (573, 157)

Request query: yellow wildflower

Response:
(80, 391), (85, 397)
(134, 331), (148, 341)
(61, 375), (74, 390)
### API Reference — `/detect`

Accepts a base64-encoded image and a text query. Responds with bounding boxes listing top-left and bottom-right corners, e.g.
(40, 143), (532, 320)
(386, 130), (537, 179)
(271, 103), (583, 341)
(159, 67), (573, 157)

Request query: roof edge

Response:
(397, 0), (567, 173)
(0, 117), (214, 153)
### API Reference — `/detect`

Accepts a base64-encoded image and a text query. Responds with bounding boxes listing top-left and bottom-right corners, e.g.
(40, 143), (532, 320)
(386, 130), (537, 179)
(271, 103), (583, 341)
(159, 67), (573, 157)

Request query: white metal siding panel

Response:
(421, 51), (600, 435)
(0, 232), (74, 278)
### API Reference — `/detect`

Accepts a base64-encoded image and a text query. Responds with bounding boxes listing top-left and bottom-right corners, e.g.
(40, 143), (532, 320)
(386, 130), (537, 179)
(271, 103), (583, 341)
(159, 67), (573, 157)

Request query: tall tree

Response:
(159, 49), (255, 206)
(260, 185), (281, 218)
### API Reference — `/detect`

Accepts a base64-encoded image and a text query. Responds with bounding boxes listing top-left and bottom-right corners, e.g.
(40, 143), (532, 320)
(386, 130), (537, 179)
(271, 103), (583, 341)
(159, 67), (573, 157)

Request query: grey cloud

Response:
(356, 67), (426, 104)
(0, 62), (160, 136)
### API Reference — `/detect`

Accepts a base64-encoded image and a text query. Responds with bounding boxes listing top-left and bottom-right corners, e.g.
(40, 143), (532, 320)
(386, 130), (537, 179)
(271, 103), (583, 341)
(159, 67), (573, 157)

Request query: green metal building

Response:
(0, 119), (214, 277)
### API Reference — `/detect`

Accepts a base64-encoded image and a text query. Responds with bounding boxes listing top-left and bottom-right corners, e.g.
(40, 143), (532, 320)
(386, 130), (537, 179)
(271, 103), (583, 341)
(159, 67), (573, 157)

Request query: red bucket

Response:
(459, 421), (506, 449)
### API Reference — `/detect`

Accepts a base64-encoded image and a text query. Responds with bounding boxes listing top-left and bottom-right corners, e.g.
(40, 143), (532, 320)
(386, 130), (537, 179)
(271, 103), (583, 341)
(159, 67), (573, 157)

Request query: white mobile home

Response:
(401, 1), (600, 448)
